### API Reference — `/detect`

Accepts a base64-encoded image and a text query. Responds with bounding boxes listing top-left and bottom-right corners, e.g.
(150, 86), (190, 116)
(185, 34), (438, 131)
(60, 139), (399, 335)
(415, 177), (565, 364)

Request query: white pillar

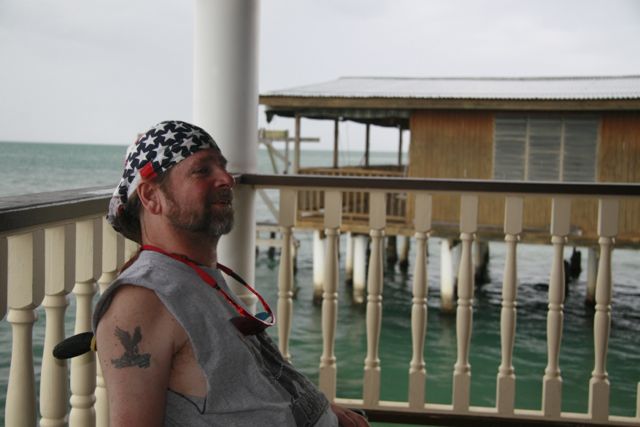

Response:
(313, 230), (325, 302)
(277, 189), (297, 362)
(353, 235), (368, 304)
(345, 232), (354, 285)
(194, 0), (259, 307)
(440, 239), (455, 312)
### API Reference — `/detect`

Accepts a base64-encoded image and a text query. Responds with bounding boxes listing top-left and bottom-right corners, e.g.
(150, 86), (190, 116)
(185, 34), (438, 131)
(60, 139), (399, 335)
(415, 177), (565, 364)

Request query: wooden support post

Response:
(399, 234), (411, 273)
(333, 119), (339, 169)
(398, 126), (403, 167)
(452, 195), (478, 412)
(365, 124), (370, 168)
(294, 114), (301, 174)
(386, 235), (398, 267)
(408, 193), (432, 408)
(345, 232), (354, 286)
(496, 197), (523, 415)
(542, 197), (571, 418)
(363, 192), (386, 406)
(588, 199), (619, 422)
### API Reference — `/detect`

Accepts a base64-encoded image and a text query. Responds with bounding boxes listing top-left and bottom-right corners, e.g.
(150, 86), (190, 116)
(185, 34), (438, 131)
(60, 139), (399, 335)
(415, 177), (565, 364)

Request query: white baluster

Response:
(312, 230), (325, 302)
(96, 218), (118, 427)
(353, 234), (368, 304)
(40, 225), (76, 427)
(363, 192), (386, 406)
(452, 195), (478, 412)
(588, 199), (619, 422)
(5, 231), (45, 427)
(124, 237), (139, 262)
(542, 197), (571, 417)
(408, 193), (432, 408)
(69, 220), (97, 427)
(277, 189), (297, 362)
(496, 197), (523, 414)
(319, 191), (342, 400)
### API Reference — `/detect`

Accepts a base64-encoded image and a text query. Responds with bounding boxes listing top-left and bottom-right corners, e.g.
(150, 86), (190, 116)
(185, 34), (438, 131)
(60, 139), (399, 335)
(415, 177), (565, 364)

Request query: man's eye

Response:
(194, 168), (209, 175)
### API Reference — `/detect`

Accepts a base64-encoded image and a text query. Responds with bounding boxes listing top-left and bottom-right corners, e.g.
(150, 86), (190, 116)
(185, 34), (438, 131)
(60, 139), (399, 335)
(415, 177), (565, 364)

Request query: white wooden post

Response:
(345, 232), (354, 285)
(496, 197), (523, 414)
(363, 192), (386, 406)
(408, 193), (432, 408)
(588, 199), (619, 421)
(96, 219), (118, 427)
(319, 191), (342, 400)
(69, 220), (97, 427)
(40, 224), (75, 427)
(440, 239), (456, 312)
(313, 230), (325, 302)
(452, 195), (478, 412)
(353, 235), (368, 304)
(277, 189), (297, 362)
(542, 197), (571, 417)
(5, 230), (45, 427)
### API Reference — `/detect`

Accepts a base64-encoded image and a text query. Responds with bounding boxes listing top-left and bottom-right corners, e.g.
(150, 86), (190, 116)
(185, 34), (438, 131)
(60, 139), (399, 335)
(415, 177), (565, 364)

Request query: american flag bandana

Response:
(107, 120), (219, 229)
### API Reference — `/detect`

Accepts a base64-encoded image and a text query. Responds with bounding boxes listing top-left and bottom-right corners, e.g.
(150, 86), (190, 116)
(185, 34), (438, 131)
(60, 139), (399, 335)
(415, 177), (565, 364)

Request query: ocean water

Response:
(0, 141), (639, 425)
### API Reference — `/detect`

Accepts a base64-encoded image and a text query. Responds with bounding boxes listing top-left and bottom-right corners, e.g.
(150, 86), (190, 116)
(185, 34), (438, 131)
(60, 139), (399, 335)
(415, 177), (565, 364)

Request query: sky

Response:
(0, 0), (639, 151)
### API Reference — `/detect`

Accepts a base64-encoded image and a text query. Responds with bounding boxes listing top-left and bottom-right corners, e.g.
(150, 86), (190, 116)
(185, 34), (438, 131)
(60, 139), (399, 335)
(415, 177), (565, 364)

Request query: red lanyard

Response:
(141, 245), (275, 333)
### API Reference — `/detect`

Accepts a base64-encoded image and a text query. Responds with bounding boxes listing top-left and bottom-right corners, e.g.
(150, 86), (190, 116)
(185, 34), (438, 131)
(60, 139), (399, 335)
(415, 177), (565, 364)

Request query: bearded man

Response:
(93, 121), (368, 426)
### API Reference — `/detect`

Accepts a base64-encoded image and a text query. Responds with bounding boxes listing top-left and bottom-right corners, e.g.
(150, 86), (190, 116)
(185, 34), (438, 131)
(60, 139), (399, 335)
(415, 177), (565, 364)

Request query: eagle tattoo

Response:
(111, 326), (151, 369)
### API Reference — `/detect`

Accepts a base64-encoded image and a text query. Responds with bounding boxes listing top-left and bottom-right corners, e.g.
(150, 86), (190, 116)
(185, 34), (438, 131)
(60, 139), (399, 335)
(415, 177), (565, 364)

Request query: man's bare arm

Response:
(96, 285), (179, 427)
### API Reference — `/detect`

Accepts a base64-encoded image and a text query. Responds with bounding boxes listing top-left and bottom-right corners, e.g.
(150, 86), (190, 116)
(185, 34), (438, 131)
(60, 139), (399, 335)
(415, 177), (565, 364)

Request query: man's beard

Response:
(164, 189), (234, 238)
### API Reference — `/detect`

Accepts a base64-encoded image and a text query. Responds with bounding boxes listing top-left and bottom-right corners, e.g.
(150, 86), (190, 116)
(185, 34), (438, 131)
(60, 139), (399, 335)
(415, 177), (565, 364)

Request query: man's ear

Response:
(136, 181), (162, 215)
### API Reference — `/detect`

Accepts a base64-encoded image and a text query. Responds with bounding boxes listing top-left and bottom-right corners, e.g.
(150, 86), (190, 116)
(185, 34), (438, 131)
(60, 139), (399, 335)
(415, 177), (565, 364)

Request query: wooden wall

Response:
(406, 110), (640, 245)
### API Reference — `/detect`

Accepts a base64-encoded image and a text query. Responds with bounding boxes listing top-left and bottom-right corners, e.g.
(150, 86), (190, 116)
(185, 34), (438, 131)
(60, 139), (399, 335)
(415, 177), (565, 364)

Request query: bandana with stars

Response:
(107, 120), (219, 230)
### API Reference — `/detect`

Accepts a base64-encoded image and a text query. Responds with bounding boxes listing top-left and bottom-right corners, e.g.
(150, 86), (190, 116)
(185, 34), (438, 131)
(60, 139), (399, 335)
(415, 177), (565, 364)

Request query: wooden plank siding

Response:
(407, 111), (640, 245)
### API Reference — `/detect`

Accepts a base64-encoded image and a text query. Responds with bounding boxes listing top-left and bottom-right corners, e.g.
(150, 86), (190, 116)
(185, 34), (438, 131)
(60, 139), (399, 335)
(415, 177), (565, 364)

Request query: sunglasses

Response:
(142, 245), (275, 335)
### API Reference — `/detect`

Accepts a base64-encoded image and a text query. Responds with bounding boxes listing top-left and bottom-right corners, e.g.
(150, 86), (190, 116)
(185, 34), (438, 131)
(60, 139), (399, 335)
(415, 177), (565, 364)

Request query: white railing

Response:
(1, 176), (640, 426)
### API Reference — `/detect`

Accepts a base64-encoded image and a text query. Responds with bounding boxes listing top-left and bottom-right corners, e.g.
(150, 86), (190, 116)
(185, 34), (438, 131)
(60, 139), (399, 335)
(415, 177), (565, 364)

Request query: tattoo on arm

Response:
(111, 326), (151, 369)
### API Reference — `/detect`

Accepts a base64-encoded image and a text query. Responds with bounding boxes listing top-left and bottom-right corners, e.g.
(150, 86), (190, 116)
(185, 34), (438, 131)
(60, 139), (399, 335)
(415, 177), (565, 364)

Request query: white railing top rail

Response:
(2, 175), (640, 235)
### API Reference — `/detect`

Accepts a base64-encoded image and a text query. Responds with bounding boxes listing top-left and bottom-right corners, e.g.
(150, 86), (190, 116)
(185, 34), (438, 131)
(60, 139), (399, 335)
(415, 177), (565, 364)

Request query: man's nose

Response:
(216, 169), (235, 188)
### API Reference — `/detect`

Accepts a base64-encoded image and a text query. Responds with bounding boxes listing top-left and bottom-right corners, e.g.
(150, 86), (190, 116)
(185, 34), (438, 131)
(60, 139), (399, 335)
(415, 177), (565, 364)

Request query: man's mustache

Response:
(210, 188), (233, 204)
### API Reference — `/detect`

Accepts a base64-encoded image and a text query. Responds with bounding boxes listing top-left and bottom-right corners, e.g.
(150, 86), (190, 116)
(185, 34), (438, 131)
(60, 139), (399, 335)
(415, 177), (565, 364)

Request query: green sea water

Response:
(0, 141), (638, 426)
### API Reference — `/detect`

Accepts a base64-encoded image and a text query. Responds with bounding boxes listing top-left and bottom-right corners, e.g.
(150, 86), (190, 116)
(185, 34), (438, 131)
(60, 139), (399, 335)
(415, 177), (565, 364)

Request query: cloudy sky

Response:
(0, 0), (639, 151)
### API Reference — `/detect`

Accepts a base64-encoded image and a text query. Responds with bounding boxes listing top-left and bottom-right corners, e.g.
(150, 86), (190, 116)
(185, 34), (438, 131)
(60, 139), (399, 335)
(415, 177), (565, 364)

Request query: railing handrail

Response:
(3, 174), (640, 234)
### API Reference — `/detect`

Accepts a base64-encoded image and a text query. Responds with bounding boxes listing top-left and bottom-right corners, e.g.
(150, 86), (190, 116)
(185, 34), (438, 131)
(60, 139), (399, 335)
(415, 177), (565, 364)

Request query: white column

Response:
(496, 197), (523, 415)
(96, 219), (119, 427)
(588, 199), (619, 422)
(5, 231), (44, 427)
(277, 189), (297, 362)
(194, 0), (259, 306)
(319, 191), (342, 400)
(408, 193), (432, 408)
(0, 235), (6, 321)
(345, 232), (354, 285)
(40, 225), (75, 427)
(312, 230), (325, 302)
(440, 239), (455, 312)
(542, 197), (571, 418)
(363, 192), (386, 406)
(69, 220), (97, 427)
(353, 235), (368, 304)
(452, 195), (478, 412)
(586, 247), (598, 305)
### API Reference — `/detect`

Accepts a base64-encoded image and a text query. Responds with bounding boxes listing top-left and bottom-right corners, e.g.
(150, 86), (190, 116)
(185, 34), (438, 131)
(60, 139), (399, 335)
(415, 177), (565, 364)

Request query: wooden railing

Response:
(1, 176), (640, 426)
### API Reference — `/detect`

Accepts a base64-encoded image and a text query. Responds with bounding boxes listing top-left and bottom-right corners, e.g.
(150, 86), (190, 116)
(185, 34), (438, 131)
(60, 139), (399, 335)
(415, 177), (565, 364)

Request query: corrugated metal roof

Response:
(263, 75), (640, 100)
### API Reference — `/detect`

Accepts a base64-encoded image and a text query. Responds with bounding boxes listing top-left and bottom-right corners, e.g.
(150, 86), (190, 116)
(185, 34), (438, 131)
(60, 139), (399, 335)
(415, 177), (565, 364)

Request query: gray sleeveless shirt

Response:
(93, 251), (338, 427)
